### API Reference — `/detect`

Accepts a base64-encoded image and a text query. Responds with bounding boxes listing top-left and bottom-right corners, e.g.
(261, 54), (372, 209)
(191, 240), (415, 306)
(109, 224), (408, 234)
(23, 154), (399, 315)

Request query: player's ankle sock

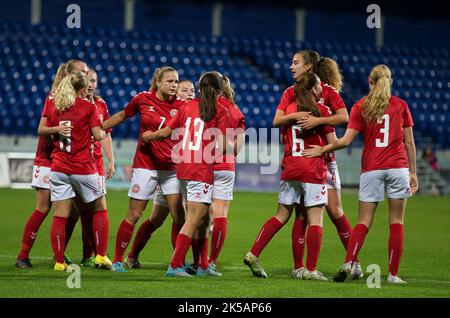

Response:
(18, 209), (47, 260)
(128, 220), (157, 259)
(209, 217), (227, 264)
(345, 223), (369, 264)
(306, 225), (322, 272)
(250, 217), (283, 257)
(388, 223), (404, 276)
(50, 216), (68, 263)
(292, 218), (306, 269)
(170, 234), (192, 269)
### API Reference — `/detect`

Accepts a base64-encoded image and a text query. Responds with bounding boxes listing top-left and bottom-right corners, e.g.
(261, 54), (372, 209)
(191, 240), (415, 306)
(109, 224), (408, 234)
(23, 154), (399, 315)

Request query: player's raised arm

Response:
(102, 110), (126, 130)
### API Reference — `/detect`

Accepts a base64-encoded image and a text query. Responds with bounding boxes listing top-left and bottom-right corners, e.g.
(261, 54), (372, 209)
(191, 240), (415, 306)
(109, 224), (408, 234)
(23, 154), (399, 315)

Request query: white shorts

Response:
(359, 168), (412, 202)
(326, 161), (341, 190)
(49, 171), (104, 203)
(153, 186), (169, 208)
(128, 169), (180, 200)
(31, 165), (51, 190)
(212, 170), (235, 200)
(278, 180), (328, 207)
(181, 180), (213, 204)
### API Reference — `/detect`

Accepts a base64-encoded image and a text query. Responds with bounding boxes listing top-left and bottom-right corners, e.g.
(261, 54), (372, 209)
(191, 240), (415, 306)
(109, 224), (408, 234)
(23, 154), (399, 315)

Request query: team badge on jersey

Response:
(148, 105), (155, 112)
(170, 109), (178, 117)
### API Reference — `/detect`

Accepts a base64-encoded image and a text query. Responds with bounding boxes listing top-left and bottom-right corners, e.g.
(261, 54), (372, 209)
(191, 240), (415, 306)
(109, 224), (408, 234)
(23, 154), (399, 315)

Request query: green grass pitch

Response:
(0, 188), (449, 298)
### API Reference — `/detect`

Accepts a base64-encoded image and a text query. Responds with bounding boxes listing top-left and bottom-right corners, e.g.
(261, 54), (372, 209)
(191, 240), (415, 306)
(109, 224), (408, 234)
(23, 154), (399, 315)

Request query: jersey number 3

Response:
(376, 114), (389, 148)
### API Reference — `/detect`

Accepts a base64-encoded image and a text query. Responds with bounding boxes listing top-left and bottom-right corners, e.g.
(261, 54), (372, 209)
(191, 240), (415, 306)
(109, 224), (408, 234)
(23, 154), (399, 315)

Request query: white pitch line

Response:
(2, 254), (450, 285)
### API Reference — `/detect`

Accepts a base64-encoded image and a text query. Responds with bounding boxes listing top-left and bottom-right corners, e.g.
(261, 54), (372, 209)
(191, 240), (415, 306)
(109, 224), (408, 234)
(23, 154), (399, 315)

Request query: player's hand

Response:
(140, 131), (154, 144)
(56, 124), (73, 137)
(302, 145), (323, 158)
(106, 161), (115, 180)
(292, 111), (310, 122)
(298, 116), (322, 130)
(409, 173), (419, 194)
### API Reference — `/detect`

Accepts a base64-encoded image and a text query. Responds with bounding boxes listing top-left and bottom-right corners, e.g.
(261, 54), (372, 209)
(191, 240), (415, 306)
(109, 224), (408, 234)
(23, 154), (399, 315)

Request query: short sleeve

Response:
(216, 107), (231, 134)
(123, 94), (140, 118)
(402, 102), (414, 128)
(89, 105), (102, 128)
(276, 87), (295, 112)
(347, 103), (364, 132)
(326, 87), (346, 112)
(100, 100), (112, 134)
(41, 96), (52, 117)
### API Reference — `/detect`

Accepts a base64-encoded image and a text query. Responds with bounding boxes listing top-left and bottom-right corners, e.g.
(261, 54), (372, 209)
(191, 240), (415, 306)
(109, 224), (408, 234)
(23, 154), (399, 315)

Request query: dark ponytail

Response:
(198, 72), (223, 122)
(294, 73), (321, 117)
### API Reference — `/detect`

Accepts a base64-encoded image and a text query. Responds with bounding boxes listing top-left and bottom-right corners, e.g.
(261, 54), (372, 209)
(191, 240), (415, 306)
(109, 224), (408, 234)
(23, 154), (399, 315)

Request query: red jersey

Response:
(33, 93), (55, 167)
(277, 82), (346, 162)
(92, 97), (112, 176)
(167, 98), (231, 184)
(281, 102), (335, 184)
(348, 95), (414, 173)
(124, 91), (185, 170)
(214, 96), (246, 171)
(46, 97), (102, 175)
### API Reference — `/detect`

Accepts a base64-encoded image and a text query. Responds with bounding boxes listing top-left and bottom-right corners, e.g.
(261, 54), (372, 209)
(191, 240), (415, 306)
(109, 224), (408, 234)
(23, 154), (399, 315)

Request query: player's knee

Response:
(327, 205), (343, 220)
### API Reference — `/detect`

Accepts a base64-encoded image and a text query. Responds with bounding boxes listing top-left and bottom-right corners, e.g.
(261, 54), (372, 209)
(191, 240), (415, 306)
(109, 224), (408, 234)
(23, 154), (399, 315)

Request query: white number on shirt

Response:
(375, 114), (389, 148)
(182, 117), (204, 151)
(59, 120), (71, 153)
(292, 125), (304, 157)
(158, 116), (166, 129)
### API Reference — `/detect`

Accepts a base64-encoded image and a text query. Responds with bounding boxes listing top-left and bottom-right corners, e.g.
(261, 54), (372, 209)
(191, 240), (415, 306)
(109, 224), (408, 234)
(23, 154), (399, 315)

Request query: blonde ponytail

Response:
(51, 63), (67, 92)
(362, 64), (392, 122)
(54, 72), (88, 112)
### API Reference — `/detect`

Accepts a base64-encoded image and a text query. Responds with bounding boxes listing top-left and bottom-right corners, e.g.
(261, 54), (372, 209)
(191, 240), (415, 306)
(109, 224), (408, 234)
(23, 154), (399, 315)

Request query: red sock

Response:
(332, 214), (352, 249)
(93, 210), (109, 257)
(128, 220), (157, 259)
(345, 224), (369, 263)
(113, 219), (134, 263)
(191, 239), (200, 265)
(171, 223), (183, 249)
(64, 216), (78, 249)
(306, 225), (323, 271)
(80, 211), (95, 259)
(250, 217), (283, 257)
(170, 234), (192, 268)
(18, 209), (47, 260)
(388, 223), (404, 276)
(209, 217), (227, 264)
(198, 237), (209, 270)
(50, 216), (68, 263)
(292, 218), (306, 269)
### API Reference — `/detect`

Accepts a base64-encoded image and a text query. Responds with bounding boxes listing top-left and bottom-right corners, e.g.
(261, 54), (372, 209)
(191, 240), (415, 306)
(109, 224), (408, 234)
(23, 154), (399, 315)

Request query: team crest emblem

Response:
(170, 109), (178, 117)
(43, 175), (50, 184)
(148, 105), (155, 112)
